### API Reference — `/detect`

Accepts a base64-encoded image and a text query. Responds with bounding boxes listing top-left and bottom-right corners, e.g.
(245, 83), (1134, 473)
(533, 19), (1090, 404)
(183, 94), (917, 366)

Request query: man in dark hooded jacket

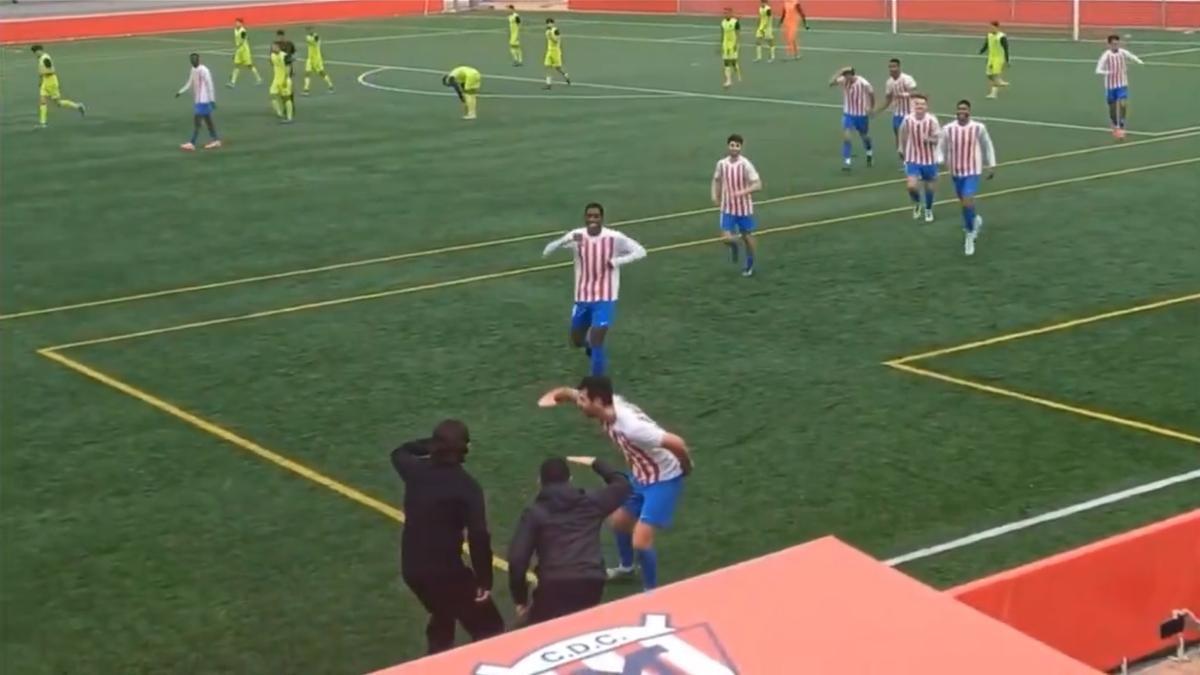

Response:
(508, 455), (631, 625)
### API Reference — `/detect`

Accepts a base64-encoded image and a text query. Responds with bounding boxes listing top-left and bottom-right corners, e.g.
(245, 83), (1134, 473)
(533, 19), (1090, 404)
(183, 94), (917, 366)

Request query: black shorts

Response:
(529, 578), (605, 624)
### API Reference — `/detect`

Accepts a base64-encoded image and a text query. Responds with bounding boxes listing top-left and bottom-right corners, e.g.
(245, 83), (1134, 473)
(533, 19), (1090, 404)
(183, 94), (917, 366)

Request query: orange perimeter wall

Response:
(0, 0), (434, 44)
(951, 509), (1200, 671)
(568, 0), (1200, 28)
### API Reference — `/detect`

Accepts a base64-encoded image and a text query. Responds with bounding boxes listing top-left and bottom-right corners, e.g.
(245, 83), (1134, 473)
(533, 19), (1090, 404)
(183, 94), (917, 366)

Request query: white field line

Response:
(322, 28), (496, 46)
(357, 67), (677, 100)
(332, 57), (1151, 136)
(1140, 46), (1200, 58)
(886, 468), (1200, 566)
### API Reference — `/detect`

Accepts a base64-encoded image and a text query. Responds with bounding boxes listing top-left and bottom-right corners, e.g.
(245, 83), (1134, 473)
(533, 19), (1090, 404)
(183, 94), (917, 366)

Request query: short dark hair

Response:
(912, 93), (928, 101)
(430, 419), (470, 464)
(1107, 34), (1120, 42)
(546, 17), (554, 23)
(578, 375), (615, 405)
(276, 29), (285, 36)
(889, 58), (901, 66)
(991, 20), (1001, 28)
(189, 52), (199, 60)
(844, 67), (856, 76)
(727, 133), (744, 144)
(540, 458), (571, 484)
(30, 44), (43, 52)
(957, 99), (972, 109)
(235, 17), (244, 23)
(584, 202), (604, 216)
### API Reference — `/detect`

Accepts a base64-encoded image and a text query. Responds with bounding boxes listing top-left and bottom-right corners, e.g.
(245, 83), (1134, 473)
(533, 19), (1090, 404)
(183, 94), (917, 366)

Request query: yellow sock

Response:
(39, 103), (48, 125)
(231, 69), (240, 84)
(989, 86), (998, 97)
(284, 98), (294, 120)
(304, 76), (311, 92)
(323, 73), (333, 88)
(58, 98), (80, 110)
(756, 45), (762, 60)
(271, 97), (283, 117)
(251, 66), (262, 83)
(770, 45), (777, 60)
(466, 94), (477, 117)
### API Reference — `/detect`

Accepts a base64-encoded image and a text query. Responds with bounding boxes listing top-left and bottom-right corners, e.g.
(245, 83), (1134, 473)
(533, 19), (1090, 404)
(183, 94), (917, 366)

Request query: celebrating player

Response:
(981, 21), (1010, 99)
(30, 45), (85, 129)
(1096, 35), (1144, 141)
(538, 376), (693, 592)
(712, 133), (763, 277)
(898, 94), (941, 223)
(228, 18), (262, 87)
(442, 65), (481, 120)
(543, 18), (571, 89)
(754, 0), (775, 63)
(507, 5), (523, 66)
(830, 66), (875, 170)
(720, 8), (741, 88)
(937, 100), (996, 256)
(175, 53), (220, 151)
(542, 203), (647, 377)
(268, 42), (294, 123)
(879, 58), (918, 169)
(780, 1), (809, 60)
(303, 26), (334, 95)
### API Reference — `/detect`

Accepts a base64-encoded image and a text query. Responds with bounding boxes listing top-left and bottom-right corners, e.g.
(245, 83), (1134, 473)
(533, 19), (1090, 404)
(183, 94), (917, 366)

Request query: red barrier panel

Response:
(951, 509), (1200, 671)
(678, 0), (889, 19)
(1165, 1), (1200, 27)
(0, 0), (432, 44)
(568, 0), (679, 13)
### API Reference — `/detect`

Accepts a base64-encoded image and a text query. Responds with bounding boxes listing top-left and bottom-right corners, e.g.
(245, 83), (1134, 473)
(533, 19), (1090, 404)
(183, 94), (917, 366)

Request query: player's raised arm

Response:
(541, 230), (578, 257)
(538, 386), (582, 407)
(610, 232), (647, 267)
(829, 67), (849, 86)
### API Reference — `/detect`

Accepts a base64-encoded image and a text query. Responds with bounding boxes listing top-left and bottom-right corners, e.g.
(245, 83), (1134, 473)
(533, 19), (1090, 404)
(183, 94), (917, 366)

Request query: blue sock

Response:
(924, 188), (935, 210)
(745, 253), (754, 272)
(589, 343), (607, 376)
(863, 136), (873, 154)
(841, 140), (852, 160)
(636, 548), (659, 590)
(963, 205), (976, 233)
(615, 531), (634, 568)
(908, 188), (920, 204)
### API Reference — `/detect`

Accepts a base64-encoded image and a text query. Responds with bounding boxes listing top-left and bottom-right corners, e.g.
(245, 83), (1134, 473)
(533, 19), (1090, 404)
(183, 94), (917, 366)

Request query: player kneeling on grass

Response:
(176, 53), (221, 151)
(443, 66), (481, 120)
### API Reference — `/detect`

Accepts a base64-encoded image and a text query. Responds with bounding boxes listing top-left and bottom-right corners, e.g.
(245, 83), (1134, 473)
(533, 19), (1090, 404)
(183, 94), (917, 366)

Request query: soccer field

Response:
(2, 10), (1199, 673)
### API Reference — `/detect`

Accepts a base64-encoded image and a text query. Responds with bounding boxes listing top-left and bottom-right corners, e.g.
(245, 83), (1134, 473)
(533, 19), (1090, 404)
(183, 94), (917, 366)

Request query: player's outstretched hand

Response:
(567, 456), (596, 466)
(538, 387), (578, 408)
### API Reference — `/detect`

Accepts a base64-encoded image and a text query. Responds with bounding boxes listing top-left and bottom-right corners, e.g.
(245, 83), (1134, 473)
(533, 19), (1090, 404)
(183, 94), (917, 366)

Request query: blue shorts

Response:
(1106, 86), (1129, 104)
(720, 212), (756, 234)
(953, 175), (982, 199)
(194, 102), (214, 116)
(571, 300), (615, 331)
(906, 162), (938, 182)
(892, 114), (904, 132)
(621, 475), (684, 528)
(843, 113), (870, 134)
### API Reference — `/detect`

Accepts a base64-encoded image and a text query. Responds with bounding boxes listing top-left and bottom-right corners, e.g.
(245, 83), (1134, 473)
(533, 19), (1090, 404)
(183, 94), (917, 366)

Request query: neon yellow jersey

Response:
(508, 13), (521, 44)
(757, 5), (772, 32)
(987, 31), (1006, 61)
(546, 26), (561, 53)
(270, 51), (288, 82)
(449, 65), (478, 85)
(37, 52), (55, 77)
(234, 27), (249, 49)
(721, 17), (740, 50)
(306, 33), (322, 59)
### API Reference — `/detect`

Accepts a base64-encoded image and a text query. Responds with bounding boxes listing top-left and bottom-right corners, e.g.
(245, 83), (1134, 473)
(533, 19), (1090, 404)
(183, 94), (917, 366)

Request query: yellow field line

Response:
(37, 347), (519, 575)
(886, 361), (1200, 446)
(42, 156), (1200, 352)
(3, 131), (1197, 322)
(889, 292), (1200, 364)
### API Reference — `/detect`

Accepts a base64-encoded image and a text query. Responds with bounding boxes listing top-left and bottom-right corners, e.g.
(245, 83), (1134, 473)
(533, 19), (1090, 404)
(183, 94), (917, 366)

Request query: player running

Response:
(831, 66), (875, 170)
(720, 8), (742, 88)
(268, 42), (294, 123)
(507, 5), (523, 66)
(543, 18), (571, 89)
(712, 133), (763, 277)
(937, 100), (996, 256)
(175, 53), (221, 151)
(303, 26), (334, 95)
(542, 203), (647, 377)
(1096, 35), (1144, 141)
(879, 58), (917, 169)
(30, 45), (85, 129)
(898, 94), (941, 223)
(780, 1), (809, 60)
(538, 376), (693, 592)
(754, 0), (775, 63)
(981, 21), (1010, 99)
(229, 18), (262, 87)
(442, 66), (481, 120)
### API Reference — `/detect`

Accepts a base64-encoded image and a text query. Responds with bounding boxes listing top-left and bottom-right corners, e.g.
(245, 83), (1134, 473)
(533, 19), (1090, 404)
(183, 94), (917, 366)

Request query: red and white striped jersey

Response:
(713, 155), (761, 216)
(837, 75), (874, 116)
(603, 396), (682, 485)
(178, 64), (215, 104)
(901, 113), (941, 165)
(1095, 48), (1143, 89)
(542, 227), (647, 303)
(885, 73), (918, 116)
(938, 120), (997, 177)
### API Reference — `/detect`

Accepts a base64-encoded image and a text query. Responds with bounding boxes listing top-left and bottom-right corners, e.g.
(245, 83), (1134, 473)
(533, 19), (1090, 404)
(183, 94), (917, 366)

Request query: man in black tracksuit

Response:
(508, 456), (631, 625)
(391, 419), (504, 654)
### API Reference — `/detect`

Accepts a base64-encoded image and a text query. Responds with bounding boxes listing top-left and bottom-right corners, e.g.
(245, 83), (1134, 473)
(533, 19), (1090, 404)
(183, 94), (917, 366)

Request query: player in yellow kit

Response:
(443, 65), (481, 120)
(720, 9), (742, 89)
(303, 26), (334, 95)
(507, 5), (523, 66)
(229, 18), (262, 87)
(30, 45), (85, 129)
(269, 43), (294, 123)
(755, 0), (775, 63)
(981, 21), (1010, 98)
(543, 18), (571, 89)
